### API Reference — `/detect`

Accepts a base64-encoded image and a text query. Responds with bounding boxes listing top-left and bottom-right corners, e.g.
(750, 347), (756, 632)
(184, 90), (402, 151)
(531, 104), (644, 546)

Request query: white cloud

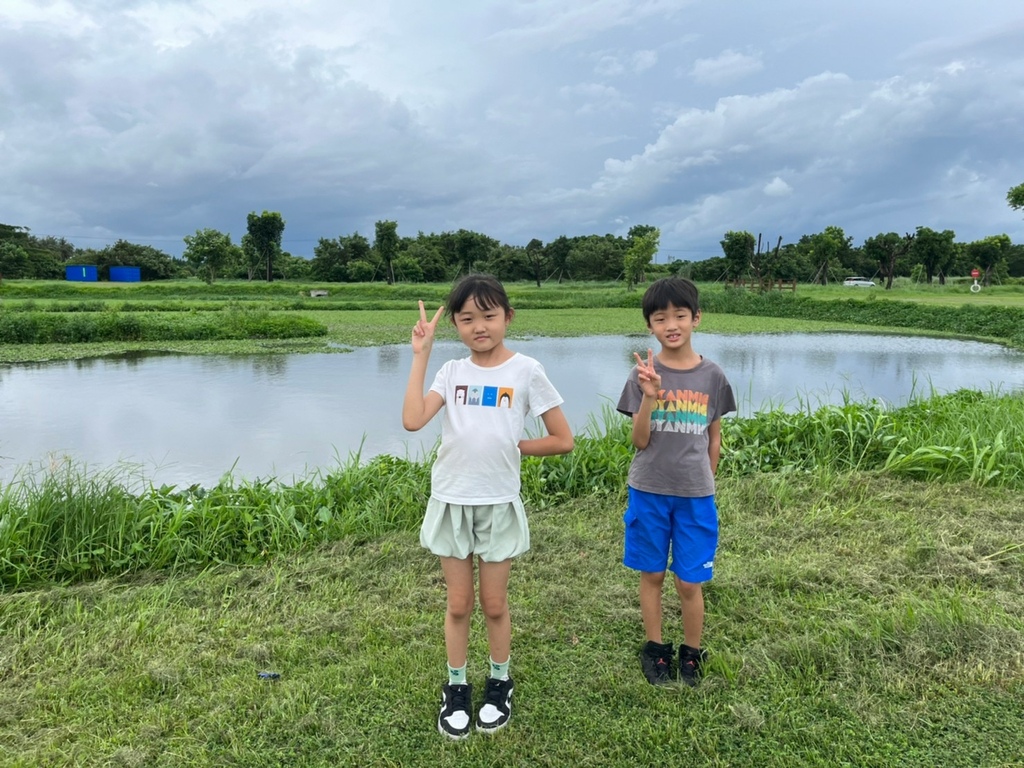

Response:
(490, 0), (694, 47)
(633, 50), (657, 73)
(559, 83), (629, 114)
(690, 49), (763, 85)
(764, 177), (792, 197)
(593, 48), (657, 78)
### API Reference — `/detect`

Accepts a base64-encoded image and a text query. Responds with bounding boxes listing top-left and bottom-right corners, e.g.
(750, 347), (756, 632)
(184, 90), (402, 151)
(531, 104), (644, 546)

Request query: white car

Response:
(843, 277), (875, 287)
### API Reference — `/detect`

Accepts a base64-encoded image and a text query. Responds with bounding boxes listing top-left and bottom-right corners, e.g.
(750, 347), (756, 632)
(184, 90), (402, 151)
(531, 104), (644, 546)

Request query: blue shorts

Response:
(623, 486), (718, 583)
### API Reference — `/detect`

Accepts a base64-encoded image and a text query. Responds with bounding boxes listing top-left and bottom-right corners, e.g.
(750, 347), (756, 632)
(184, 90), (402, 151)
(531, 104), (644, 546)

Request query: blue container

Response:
(66, 265), (98, 282)
(109, 266), (142, 282)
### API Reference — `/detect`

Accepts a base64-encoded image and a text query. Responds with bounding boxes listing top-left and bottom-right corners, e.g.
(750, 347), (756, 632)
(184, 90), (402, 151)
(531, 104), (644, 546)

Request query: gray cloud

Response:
(2, 0), (1023, 259)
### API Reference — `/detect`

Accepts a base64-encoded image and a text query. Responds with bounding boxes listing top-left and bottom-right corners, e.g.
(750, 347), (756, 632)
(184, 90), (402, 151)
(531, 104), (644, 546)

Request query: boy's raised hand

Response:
(634, 348), (661, 397)
(412, 300), (444, 354)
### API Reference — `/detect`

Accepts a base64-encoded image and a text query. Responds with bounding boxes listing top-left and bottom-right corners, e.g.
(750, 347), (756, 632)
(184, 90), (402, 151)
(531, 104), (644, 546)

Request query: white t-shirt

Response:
(428, 352), (564, 504)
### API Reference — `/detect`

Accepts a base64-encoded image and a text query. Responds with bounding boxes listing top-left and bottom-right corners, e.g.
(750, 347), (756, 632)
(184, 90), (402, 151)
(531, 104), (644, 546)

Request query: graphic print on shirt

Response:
(455, 383), (515, 409)
(650, 388), (709, 434)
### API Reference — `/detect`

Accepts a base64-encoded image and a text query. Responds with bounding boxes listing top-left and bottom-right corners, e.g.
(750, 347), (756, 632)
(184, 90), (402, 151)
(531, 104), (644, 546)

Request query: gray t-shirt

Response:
(616, 356), (736, 498)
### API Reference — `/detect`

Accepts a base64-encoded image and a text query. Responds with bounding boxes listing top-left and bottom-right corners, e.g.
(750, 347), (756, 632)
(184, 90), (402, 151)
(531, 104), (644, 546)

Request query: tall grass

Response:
(0, 309), (327, 343)
(0, 452), (429, 590)
(2, 389), (1021, 591)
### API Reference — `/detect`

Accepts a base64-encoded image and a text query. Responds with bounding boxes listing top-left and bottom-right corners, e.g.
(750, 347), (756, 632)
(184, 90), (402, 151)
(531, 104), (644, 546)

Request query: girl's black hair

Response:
(641, 277), (700, 323)
(446, 274), (513, 319)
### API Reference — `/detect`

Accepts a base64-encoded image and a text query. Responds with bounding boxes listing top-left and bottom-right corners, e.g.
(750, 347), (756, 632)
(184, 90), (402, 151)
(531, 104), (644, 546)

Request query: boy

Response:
(616, 277), (736, 686)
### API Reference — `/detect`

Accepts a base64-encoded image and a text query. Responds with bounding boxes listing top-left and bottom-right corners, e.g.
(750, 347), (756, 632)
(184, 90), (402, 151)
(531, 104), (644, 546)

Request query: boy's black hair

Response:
(641, 277), (700, 323)
(446, 274), (513, 319)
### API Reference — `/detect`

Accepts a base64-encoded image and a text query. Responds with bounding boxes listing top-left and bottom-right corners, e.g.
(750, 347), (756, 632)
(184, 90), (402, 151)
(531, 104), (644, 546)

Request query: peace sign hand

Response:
(412, 300), (445, 355)
(633, 348), (661, 398)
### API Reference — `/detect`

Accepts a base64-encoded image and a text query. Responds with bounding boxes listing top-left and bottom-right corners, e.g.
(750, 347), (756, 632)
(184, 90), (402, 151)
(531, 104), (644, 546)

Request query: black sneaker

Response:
(438, 683), (473, 740)
(476, 677), (514, 733)
(640, 641), (674, 685)
(678, 645), (708, 687)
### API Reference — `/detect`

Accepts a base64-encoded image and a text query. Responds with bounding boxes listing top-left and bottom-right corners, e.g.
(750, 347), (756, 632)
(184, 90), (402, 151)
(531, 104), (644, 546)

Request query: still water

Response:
(1, 333), (1021, 488)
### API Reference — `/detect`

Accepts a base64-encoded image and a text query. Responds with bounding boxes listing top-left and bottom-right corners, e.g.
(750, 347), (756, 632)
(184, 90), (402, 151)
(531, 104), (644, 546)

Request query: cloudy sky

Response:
(3, 0), (1023, 261)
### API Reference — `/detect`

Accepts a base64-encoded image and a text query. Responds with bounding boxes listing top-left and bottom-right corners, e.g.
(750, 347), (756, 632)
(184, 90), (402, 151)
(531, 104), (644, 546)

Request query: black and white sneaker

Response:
(475, 677), (514, 733)
(438, 683), (473, 740)
(640, 641), (674, 685)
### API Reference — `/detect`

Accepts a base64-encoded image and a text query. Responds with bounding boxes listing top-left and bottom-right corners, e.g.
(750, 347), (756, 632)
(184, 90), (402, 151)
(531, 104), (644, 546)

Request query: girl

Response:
(402, 274), (573, 739)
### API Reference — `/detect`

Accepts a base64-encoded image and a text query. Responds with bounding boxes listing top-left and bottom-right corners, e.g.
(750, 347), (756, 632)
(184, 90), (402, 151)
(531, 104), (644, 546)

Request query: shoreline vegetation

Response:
(1, 279), (1023, 766)
(2, 279), (1024, 363)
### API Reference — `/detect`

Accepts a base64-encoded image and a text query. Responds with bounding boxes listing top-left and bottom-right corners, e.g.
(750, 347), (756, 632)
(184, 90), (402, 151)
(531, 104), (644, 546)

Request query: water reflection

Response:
(1, 333), (1021, 488)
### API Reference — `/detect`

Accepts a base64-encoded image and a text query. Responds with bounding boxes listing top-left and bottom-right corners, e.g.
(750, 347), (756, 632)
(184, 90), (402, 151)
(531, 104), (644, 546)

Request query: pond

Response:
(1, 333), (1022, 488)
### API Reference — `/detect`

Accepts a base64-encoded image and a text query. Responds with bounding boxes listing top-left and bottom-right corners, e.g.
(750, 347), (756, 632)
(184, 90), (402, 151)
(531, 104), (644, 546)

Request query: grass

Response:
(1, 473), (1021, 767)
(2, 278), (1024, 361)
(1, 279), (1023, 764)
(4, 393), (1022, 591)
(0, 309), (326, 345)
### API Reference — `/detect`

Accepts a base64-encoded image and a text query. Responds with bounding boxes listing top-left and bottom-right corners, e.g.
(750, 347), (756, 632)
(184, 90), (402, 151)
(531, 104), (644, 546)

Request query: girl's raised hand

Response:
(633, 348), (661, 397)
(412, 300), (445, 354)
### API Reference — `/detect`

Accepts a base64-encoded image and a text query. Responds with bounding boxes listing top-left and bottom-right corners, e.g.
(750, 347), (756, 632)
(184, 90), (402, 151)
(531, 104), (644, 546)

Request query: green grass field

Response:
(1, 278), (1022, 766)
(2, 473), (1021, 767)
(3, 277), (1023, 362)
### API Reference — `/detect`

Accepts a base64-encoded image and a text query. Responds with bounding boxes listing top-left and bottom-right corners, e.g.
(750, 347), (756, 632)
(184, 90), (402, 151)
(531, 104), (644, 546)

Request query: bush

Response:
(0, 309), (327, 344)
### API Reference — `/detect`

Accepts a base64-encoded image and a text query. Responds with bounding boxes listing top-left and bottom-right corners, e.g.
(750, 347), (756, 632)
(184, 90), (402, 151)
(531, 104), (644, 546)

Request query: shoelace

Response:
(482, 680), (508, 706)
(448, 685), (471, 712)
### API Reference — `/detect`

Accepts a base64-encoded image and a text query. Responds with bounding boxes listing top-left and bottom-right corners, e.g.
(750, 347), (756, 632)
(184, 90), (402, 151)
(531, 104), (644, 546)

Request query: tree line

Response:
(2, 184), (1022, 286)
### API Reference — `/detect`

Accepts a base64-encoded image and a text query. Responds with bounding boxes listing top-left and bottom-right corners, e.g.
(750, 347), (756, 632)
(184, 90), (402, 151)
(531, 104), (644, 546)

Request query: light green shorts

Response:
(419, 497), (530, 562)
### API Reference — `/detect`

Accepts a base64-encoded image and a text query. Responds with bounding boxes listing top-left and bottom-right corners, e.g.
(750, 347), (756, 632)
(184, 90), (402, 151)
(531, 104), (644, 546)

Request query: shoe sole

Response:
(438, 721), (471, 740)
(476, 719), (510, 735)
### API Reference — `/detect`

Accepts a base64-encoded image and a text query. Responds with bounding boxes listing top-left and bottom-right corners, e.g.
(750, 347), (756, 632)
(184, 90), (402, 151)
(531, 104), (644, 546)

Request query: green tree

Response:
(805, 226), (852, 285)
(443, 229), (498, 277)
(182, 228), (237, 283)
(374, 220), (399, 285)
(0, 240), (30, 278)
(965, 234), (1012, 287)
(311, 233), (372, 282)
(1006, 243), (1024, 278)
(392, 253), (425, 283)
(346, 260), (377, 282)
(624, 227), (660, 290)
(0, 224), (65, 279)
(246, 211), (285, 282)
(863, 232), (914, 290)
(403, 238), (447, 283)
(911, 226), (957, 284)
(27, 234), (76, 263)
(483, 244), (529, 282)
(567, 234), (626, 281)
(720, 230), (755, 281)
(524, 238), (547, 288)
(0, 223), (31, 244)
(240, 234), (261, 281)
(1008, 183), (1024, 212)
(276, 251), (312, 281)
(750, 234), (783, 287)
(310, 237), (347, 282)
(676, 255), (728, 282)
(543, 236), (573, 282)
